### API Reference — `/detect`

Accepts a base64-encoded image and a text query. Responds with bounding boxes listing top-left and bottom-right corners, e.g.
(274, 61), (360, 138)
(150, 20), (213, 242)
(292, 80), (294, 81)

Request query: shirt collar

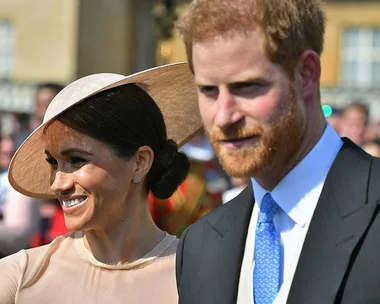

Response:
(252, 123), (343, 227)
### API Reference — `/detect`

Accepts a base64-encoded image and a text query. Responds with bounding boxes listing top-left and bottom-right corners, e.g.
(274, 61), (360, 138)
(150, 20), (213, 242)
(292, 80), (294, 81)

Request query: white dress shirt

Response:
(237, 123), (343, 304)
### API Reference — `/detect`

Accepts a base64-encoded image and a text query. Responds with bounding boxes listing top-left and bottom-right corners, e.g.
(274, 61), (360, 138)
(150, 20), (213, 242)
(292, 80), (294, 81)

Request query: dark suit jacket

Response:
(176, 138), (380, 304)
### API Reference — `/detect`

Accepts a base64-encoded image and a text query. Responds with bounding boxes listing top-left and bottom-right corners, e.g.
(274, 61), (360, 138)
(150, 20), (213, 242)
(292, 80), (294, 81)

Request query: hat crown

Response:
(43, 73), (126, 123)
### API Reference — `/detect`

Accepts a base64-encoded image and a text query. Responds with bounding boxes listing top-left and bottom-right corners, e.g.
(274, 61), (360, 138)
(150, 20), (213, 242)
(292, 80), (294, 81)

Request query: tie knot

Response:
(258, 193), (278, 223)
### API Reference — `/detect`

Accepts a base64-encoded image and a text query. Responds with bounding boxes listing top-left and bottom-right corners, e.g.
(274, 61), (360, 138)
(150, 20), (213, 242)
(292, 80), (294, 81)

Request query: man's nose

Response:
(214, 89), (244, 129)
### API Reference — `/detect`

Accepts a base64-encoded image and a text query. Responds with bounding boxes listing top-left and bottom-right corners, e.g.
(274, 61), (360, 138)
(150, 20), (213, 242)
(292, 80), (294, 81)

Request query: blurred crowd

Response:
(326, 102), (380, 157)
(0, 83), (69, 258)
(1, 86), (379, 258)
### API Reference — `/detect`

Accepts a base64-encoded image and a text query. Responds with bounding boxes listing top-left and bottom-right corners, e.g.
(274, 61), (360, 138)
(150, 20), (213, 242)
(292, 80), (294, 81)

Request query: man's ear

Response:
(133, 145), (154, 181)
(297, 50), (321, 100)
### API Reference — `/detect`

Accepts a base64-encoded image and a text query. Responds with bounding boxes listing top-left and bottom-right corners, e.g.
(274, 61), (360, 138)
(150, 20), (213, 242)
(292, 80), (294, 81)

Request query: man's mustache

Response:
(207, 125), (264, 142)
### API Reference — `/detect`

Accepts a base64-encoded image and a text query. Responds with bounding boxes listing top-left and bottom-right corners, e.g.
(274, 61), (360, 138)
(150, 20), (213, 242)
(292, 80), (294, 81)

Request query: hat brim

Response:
(8, 62), (203, 199)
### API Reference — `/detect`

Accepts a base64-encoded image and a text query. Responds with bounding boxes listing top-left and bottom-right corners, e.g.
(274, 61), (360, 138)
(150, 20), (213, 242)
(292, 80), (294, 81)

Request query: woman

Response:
(0, 63), (202, 303)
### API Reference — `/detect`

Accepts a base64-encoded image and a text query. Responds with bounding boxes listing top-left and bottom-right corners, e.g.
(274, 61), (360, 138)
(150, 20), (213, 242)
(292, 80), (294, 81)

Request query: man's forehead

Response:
(194, 63), (275, 86)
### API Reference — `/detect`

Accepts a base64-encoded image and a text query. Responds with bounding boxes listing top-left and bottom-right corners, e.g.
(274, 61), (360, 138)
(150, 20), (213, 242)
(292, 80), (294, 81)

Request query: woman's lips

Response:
(61, 197), (88, 214)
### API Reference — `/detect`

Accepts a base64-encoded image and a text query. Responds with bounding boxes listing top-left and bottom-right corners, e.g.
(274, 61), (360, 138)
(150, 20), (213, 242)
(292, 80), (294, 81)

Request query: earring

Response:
(133, 175), (141, 184)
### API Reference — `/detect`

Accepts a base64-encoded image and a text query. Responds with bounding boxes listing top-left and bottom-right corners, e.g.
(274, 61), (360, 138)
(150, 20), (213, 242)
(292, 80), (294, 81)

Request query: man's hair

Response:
(37, 83), (64, 95)
(177, 0), (326, 73)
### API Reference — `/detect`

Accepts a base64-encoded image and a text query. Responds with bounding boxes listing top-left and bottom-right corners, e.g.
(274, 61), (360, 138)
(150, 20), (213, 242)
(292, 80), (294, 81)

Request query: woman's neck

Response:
(83, 201), (165, 265)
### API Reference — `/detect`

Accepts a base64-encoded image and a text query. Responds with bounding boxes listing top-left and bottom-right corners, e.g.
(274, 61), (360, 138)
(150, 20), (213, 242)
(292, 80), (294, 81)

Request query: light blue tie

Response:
(253, 193), (281, 304)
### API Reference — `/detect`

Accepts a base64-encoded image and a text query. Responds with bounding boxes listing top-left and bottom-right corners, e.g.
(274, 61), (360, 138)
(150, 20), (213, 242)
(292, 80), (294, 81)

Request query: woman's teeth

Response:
(63, 197), (86, 207)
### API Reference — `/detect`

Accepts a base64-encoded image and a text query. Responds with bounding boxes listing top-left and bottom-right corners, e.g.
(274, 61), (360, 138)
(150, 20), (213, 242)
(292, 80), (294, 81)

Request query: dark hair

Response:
(37, 83), (64, 95)
(57, 84), (189, 199)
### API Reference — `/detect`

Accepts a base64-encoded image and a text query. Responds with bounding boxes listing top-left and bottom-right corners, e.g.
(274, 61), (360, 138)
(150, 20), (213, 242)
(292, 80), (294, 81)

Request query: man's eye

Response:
(235, 82), (260, 91)
(229, 82), (265, 97)
(198, 86), (218, 97)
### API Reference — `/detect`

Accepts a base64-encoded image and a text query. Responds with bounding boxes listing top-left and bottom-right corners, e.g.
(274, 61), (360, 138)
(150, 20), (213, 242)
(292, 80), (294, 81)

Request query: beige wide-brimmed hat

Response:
(8, 62), (202, 199)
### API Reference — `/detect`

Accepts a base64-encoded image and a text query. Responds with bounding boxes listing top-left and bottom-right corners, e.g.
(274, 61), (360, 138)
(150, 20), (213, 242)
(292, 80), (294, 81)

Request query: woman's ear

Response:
(133, 146), (154, 182)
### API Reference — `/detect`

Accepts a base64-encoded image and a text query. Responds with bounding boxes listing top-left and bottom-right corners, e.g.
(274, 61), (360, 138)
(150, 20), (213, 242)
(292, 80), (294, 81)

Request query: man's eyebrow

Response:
(195, 76), (268, 87)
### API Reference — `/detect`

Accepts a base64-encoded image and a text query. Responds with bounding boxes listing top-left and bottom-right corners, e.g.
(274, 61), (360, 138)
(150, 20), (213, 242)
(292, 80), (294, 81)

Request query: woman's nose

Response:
(50, 171), (74, 195)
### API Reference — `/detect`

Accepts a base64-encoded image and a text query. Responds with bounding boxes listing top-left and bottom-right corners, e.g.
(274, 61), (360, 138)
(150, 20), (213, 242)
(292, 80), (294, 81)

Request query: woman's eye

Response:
(45, 157), (58, 168)
(69, 156), (87, 166)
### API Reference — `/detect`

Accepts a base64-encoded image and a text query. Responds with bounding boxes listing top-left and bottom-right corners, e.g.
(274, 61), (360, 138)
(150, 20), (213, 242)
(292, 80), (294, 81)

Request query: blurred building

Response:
(158, 0), (380, 119)
(0, 0), (162, 114)
(1, 0), (379, 117)
(321, 0), (380, 120)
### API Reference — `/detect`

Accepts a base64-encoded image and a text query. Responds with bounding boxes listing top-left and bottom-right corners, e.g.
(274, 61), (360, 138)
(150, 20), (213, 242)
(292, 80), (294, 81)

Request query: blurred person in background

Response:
(12, 113), (33, 149)
(12, 83), (64, 149)
(363, 141), (380, 157)
(0, 135), (15, 216)
(25, 82), (70, 248)
(0, 83), (65, 257)
(30, 83), (64, 131)
(0, 134), (40, 258)
(340, 102), (370, 146)
(222, 176), (250, 204)
(0, 135), (14, 170)
(149, 133), (229, 237)
(362, 119), (380, 157)
(324, 106), (342, 134)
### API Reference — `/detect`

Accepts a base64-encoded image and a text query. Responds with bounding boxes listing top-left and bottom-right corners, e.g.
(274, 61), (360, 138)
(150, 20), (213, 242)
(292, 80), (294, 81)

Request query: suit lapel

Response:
(199, 184), (254, 304)
(288, 139), (378, 303)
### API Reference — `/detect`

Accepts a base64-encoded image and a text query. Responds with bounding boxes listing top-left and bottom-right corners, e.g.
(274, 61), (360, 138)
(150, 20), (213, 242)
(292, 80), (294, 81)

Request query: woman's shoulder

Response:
(26, 232), (77, 265)
(162, 235), (178, 256)
(0, 236), (61, 274)
(0, 247), (28, 272)
(25, 231), (75, 258)
(0, 232), (79, 303)
(148, 234), (178, 269)
(0, 232), (76, 285)
(0, 249), (29, 303)
(148, 233), (178, 260)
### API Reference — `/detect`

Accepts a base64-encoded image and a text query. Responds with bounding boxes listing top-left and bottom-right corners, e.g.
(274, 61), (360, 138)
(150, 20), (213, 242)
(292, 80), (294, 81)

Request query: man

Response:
(175, 1), (380, 303)
(30, 83), (64, 130)
(13, 83), (64, 148)
(340, 102), (370, 146)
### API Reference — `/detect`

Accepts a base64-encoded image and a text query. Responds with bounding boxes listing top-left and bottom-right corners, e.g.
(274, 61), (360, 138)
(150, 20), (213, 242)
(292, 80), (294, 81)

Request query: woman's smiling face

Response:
(44, 120), (136, 232)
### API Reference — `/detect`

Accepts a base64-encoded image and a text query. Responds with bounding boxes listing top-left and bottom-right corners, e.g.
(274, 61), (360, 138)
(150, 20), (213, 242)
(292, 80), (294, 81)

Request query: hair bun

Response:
(147, 139), (189, 199)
